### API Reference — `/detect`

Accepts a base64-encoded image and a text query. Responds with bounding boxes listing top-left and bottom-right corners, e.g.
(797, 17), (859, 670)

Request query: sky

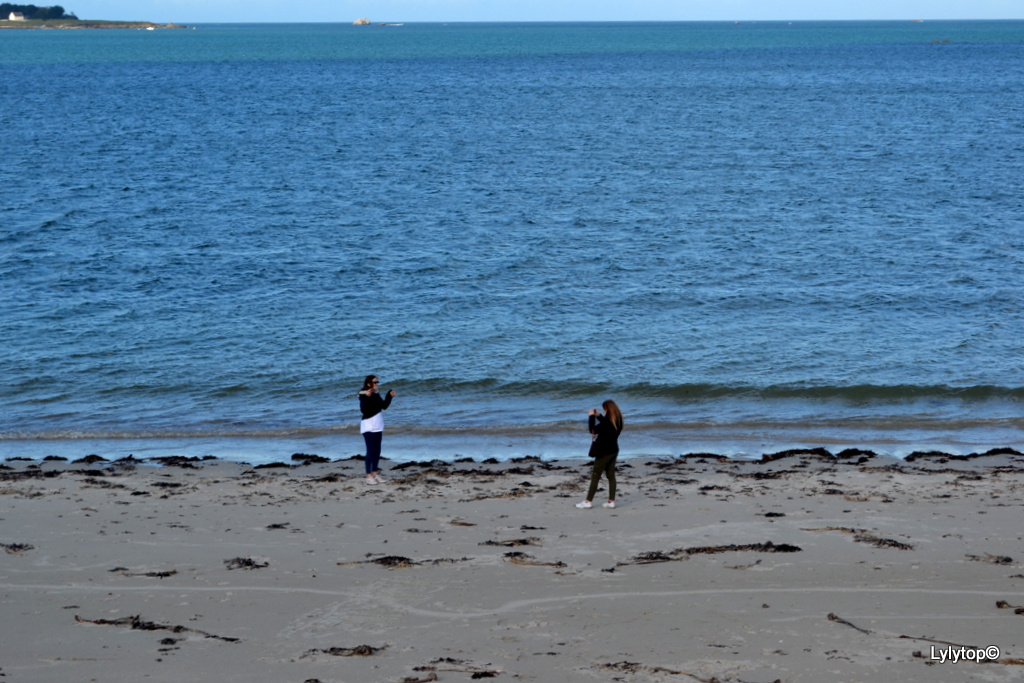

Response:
(63, 0), (1022, 24)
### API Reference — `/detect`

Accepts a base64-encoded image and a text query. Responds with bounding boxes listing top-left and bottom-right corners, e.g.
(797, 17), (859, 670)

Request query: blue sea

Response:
(2, 21), (1023, 463)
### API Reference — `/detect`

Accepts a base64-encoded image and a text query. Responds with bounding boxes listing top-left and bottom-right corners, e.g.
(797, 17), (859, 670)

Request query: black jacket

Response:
(359, 390), (393, 420)
(588, 413), (621, 458)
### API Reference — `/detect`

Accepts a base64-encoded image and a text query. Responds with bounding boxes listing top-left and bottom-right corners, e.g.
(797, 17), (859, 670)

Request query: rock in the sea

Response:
(352, 17), (370, 25)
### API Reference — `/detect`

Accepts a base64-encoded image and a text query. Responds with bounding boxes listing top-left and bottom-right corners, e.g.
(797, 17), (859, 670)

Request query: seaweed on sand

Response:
(620, 541), (801, 566)
(74, 614), (239, 642)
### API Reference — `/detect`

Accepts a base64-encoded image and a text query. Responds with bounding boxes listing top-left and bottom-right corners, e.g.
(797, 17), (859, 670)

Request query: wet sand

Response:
(2, 449), (1024, 682)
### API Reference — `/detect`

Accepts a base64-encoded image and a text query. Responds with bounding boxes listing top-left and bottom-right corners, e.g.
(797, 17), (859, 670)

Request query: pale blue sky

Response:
(66, 0), (1021, 24)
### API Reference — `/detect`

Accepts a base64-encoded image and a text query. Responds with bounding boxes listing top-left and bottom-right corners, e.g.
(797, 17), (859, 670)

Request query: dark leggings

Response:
(363, 431), (383, 474)
(586, 452), (617, 501)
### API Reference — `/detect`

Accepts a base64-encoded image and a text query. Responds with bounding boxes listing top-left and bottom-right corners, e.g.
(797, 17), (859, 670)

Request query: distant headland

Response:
(1, 3), (187, 28)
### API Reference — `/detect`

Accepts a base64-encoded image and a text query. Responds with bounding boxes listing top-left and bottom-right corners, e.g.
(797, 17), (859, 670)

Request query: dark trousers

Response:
(363, 431), (383, 474)
(586, 452), (617, 501)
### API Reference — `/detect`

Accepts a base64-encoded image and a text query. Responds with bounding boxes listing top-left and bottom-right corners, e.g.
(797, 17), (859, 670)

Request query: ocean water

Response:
(2, 21), (1023, 463)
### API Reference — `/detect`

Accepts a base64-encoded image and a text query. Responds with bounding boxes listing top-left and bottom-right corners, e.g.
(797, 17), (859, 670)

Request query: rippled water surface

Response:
(2, 21), (1023, 461)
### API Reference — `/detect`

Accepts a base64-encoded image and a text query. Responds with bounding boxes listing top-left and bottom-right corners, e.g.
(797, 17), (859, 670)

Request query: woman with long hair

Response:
(576, 399), (623, 509)
(358, 374), (396, 485)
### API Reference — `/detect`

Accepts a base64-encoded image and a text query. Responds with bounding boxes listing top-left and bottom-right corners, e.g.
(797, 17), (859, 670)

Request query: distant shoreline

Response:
(0, 20), (188, 29)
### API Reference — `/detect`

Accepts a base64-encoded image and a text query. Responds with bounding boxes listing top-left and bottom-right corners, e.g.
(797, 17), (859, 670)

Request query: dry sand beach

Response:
(3, 449), (1024, 682)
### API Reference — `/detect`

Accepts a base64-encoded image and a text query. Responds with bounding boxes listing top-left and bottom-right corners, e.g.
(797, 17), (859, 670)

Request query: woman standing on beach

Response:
(358, 375), (395, 485)
(576, 400), (623, 509)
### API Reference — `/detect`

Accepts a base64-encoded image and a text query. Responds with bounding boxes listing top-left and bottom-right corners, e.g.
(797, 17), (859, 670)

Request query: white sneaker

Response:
(366, 475), (379, 485)
(374, 474), (386, 483)
(575, 501), (592, 509)
(603, 501), (616, 509)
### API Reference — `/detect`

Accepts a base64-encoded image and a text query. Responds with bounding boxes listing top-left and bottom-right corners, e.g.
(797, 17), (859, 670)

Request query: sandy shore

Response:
(3, 449), (1024, 682)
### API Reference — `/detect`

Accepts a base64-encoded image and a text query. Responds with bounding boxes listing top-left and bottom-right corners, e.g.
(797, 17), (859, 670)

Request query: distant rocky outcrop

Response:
(352, 17), (370, 25)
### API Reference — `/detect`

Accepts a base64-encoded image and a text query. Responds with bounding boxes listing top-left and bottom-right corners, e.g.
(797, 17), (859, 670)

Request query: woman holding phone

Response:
(358, 374), (395, 485)
(576, 399), (623, 509)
